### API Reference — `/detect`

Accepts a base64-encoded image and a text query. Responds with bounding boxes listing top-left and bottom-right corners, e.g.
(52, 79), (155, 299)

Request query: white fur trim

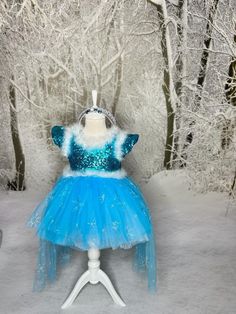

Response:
(60, 123), (120, 155)
(61, 126), (74, 157)
(114, 129), (128, 161)
(60, 123), (130, 158)
(73, 123), (119, 149)
(62, 165), (127, 179)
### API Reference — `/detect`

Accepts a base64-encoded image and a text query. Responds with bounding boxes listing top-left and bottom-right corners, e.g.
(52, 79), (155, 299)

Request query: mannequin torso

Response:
(61, 111), (126, 309)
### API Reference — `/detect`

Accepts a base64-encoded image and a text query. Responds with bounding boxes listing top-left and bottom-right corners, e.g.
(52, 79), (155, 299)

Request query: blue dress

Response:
(27, 123), (157, 292)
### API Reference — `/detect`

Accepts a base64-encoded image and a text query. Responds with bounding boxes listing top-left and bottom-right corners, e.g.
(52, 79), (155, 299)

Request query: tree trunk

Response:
(172, 0), (188, 166)
(221, 32), (236, 149)
(225, 42), (236, 107)
(193, 0), (219, 112)
(98, 2), (118, 107)
(229, 168), (236, 197)
(182, 0), (219, 159)
(149, 0), (175, 169)
(7, 75), (26, 191)
(112, 56), (123, 116)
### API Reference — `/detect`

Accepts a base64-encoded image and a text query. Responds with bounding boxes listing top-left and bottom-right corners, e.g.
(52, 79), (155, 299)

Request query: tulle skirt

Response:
(27, 175), (157, 292)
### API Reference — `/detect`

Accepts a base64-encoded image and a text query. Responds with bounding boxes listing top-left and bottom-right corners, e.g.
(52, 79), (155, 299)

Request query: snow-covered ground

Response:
(1, 170), (236, 314)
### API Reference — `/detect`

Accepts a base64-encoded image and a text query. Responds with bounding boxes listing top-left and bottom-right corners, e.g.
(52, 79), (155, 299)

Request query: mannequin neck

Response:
(83, 115), (107, 136)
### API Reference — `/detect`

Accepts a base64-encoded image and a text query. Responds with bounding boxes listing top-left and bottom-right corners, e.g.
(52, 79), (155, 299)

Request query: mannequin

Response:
(61, 91), (126, 309)
(27, 90), (157, 306)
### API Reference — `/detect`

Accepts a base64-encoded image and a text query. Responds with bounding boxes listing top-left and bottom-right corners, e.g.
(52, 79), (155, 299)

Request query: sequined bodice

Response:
(69, 136), (121, 172)
(51, 124), (139, 178)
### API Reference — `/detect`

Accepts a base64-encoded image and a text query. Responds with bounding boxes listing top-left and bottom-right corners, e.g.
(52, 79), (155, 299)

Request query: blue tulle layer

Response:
(27, 175), (157, 292)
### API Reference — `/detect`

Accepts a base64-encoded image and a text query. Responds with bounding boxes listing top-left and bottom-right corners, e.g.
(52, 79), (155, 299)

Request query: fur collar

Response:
(73, 123), (120, 149)
(61, 123), (128, 156)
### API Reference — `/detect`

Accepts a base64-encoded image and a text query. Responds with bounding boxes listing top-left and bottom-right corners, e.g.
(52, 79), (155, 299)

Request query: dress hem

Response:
(35, 233), (151, 252)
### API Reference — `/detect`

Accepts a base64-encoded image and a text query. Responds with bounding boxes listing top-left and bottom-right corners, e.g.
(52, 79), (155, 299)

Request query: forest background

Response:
(0, 0), (235, 201)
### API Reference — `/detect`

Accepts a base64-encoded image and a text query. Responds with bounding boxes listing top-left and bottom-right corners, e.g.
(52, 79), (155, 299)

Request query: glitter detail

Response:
(121, 134), (139, 158)
(51, 126), (64, 148)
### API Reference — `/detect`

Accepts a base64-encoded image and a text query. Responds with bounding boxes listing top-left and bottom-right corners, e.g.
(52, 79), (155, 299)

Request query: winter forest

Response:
(1, 1), (236, 313)
(0, 0), (235, 195)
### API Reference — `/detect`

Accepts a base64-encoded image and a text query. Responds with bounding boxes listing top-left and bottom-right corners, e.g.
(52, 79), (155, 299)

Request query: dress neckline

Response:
(73, 123), (119, 149)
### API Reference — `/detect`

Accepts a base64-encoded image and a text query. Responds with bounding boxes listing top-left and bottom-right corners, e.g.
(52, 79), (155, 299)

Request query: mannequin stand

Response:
(61, 248), (126, 309)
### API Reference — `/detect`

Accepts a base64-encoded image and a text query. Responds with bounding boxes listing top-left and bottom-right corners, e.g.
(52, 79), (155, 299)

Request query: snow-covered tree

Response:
(0, 0), (235, 197)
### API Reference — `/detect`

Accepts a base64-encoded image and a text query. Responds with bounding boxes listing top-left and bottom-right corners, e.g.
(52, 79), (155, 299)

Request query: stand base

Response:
(61, 248), (126, 309)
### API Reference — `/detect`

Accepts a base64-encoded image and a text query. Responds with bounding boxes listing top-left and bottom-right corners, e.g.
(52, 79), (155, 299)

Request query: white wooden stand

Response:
(61, 248), (126, 309)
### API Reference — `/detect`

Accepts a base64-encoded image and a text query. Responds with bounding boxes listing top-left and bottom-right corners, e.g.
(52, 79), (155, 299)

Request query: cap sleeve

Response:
(122, 133), (139, 157)
(51, 125), (65, 148)
(115, 131), (139, 160)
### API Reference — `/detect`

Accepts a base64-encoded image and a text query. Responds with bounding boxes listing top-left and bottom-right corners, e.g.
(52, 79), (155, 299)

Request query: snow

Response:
(1, 170), (236, 314)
